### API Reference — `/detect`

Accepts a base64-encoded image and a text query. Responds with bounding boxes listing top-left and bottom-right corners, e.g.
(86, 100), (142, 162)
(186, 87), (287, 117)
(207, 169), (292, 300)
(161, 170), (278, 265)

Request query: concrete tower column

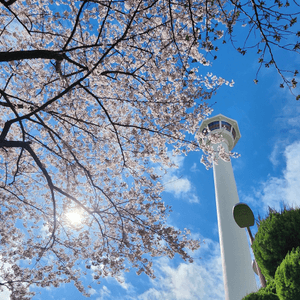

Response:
(199, 114), (257, 300)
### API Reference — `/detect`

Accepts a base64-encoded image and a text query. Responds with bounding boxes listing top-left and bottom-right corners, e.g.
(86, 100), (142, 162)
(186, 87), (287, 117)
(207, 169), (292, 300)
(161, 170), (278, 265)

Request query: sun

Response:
(66, 211), (82, 225)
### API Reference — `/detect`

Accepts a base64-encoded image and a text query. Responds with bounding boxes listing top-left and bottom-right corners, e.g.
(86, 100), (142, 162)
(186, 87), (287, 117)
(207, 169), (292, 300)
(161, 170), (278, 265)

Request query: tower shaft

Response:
(199, 114), (257, 300)
(213, 141), (257, 300)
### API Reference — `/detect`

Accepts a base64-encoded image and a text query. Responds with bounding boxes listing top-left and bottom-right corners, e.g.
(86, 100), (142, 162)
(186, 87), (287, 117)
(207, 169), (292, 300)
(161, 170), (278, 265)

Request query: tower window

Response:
(208, 121), (220, 131)
(221, 121), (231, 132)
(232, 127), (236, 140)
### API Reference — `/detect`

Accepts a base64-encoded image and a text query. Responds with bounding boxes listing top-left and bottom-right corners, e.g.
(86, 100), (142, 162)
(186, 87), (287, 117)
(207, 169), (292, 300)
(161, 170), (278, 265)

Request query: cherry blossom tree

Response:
(215, 0), (300, 96)
(0, 0), (299, 298)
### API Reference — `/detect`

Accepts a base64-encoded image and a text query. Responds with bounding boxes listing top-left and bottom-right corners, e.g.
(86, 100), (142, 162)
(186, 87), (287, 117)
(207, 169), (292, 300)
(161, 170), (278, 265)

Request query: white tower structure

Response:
(199, 114), (257, 300)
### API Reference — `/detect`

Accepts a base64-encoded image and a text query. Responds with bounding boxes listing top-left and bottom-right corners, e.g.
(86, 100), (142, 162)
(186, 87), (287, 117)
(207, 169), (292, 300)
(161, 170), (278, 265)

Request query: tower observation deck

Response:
(200, 114), (241, 152)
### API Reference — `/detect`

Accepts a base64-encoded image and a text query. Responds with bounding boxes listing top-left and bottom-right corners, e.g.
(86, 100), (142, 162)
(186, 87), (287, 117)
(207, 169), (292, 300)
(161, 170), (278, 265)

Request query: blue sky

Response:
(2, 16), (300, 300)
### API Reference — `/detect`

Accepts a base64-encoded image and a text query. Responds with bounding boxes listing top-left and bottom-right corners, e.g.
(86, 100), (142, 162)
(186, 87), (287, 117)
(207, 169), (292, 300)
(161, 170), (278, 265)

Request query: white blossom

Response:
(0, 0), (297, 297)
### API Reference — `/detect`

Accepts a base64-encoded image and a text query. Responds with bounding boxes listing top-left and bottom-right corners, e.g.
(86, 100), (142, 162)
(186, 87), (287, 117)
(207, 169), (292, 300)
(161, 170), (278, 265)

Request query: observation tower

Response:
(199, 114), (257, 300)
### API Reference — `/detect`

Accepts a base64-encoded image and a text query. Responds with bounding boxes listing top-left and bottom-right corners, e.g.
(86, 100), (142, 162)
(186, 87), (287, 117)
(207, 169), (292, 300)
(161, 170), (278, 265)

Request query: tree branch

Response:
(0, 50), (64, 62)
(0, 0), (17, 7)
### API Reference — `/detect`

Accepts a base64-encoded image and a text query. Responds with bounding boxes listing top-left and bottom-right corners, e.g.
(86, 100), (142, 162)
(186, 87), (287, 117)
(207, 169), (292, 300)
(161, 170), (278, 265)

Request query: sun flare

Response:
(66, 211), (82, 225)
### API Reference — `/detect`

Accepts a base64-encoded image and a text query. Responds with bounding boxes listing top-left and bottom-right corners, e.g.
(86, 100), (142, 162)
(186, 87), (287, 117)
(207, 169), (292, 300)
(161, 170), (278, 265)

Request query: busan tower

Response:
(199, 114), (257, 300)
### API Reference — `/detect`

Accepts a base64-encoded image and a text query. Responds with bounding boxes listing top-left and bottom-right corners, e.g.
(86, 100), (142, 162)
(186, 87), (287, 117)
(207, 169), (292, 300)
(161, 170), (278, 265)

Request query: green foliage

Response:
(252, 207), (300, 280)
(275, 246), (300, 300)
(241, 280), (279, 300)
(241, 291), (279, 300)
(263, 280), (277, 295)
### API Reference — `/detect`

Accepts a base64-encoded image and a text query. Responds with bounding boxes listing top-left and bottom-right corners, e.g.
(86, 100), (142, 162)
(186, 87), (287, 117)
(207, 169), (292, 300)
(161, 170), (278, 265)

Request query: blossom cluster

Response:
(0, 0), (238, 297)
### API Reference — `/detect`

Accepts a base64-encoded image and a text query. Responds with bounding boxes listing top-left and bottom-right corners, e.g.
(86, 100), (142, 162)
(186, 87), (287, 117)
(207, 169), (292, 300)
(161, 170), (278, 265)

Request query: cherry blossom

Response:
(0, 0), (298, 298)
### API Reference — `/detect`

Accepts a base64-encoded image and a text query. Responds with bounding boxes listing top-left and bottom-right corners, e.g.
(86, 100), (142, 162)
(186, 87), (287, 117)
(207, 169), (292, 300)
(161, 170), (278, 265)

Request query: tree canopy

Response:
(242, 205), (300, 300)
(0, 0), (299, 298)
(252, 206), (300, 281)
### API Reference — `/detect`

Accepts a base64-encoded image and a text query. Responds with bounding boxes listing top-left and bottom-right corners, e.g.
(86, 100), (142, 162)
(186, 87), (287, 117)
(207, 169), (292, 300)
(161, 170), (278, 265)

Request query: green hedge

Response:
(275, 246), (300, 300)
(252, 208), (300, 280)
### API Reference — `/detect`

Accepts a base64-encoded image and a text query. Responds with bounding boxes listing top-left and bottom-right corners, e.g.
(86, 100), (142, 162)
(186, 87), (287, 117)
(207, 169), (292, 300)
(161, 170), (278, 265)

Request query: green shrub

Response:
(260, 279), (277, 295)
(252, 208), (300, 280)
(241, 281), (279, 300)
(241, 291), (279, 300)
(265, 280), (276, 294)
(275, 246), (300, 300)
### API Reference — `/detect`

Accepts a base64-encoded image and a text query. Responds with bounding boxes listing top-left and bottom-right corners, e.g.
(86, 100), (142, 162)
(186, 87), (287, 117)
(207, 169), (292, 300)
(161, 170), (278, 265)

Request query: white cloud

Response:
(273, 91), (300, 141)
(190, 162), (200, 173)
(282, 142), (300, 205)
(248, 140), (300, 212)
(91, 263), (133, 292)
(96, 285), (111, 300)
(110, 272), (133, 291)
(169, 153), (185, 168)
(189, 194), (200, 204)
(161, 153), (199, 203)
(88, 287), (97, 295)
(163, 175), (191, 196)
(280, 98), (300, 129)
(269, 142), (281, 167)
(137, 239), (224, 300)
